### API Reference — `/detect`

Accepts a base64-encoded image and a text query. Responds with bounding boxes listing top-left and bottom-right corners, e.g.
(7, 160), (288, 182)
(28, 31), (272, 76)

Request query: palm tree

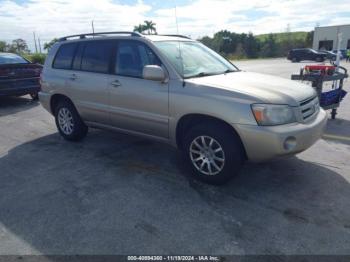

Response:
(144, 20), (157, 35)
(133, 24), (145, 33)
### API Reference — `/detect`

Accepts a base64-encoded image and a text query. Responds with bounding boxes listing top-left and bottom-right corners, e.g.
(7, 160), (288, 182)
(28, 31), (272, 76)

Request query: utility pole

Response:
(336, 31), (342, 70)
(38, 37), (42, 53)
(33, 31), (38, 53)
(91, 20), (95, 37)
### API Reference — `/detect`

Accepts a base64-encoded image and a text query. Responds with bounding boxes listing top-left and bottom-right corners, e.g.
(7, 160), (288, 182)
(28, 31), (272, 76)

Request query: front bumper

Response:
(234, 109), (328, 162)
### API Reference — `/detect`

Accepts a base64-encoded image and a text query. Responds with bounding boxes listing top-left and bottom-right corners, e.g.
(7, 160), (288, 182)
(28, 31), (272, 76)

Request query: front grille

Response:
(299, 96), (320, 121)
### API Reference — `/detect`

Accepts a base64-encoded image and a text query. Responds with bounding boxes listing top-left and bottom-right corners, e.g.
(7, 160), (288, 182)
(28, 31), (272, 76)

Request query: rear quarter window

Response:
(53, 43), (78, 69)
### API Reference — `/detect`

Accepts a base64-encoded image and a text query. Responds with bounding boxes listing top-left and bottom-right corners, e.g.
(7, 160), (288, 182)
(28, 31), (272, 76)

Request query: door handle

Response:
(111, 80), (121, 87)
(69, 74), (77, 81)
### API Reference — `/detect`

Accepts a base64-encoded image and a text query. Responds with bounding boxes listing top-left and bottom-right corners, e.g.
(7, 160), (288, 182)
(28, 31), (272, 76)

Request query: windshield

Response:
(309, 49), (317, 53)
(0, 53), (29, 65)
(154, 41), (238, 79)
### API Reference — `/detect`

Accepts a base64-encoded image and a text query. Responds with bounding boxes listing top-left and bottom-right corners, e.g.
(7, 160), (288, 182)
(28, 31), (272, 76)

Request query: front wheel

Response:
(183, 124), (245, 185)
(54, 100), (88, 141)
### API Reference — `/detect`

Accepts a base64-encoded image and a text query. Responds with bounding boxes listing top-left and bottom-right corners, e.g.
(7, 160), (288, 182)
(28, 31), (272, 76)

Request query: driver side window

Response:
(115, 41), (161, 78)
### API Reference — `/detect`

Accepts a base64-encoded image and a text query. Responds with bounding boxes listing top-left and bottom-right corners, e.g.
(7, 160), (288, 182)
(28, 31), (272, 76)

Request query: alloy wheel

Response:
(58, 107), (74, 135)
(189, 136), (225, 176)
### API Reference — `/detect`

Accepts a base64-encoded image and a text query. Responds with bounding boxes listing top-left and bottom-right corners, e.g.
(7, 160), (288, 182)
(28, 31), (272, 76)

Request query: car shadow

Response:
(0, 96), (39, 117)
(0, 130), (349, 255)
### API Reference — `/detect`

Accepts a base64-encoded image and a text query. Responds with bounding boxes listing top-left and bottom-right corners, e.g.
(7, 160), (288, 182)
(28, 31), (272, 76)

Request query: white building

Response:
(313, 24), (350, 51)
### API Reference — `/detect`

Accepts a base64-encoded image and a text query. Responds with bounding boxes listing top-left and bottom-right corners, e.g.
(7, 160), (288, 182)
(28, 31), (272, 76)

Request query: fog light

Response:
(284, 136), (297, 151)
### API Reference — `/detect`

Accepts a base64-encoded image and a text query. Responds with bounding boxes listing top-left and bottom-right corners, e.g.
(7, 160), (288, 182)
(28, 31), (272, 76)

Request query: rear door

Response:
(65, 40), (115, 124)
(107, 40), (169, 139)
(305, 49), (314, 60)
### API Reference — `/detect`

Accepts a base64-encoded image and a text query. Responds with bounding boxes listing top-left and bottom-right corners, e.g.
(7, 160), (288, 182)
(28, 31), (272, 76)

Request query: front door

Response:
(108, 40), (169, 139)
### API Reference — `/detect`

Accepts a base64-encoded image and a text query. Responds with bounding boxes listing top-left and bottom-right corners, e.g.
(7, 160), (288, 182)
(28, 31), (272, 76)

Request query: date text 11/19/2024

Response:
(127, 256), (220, 261)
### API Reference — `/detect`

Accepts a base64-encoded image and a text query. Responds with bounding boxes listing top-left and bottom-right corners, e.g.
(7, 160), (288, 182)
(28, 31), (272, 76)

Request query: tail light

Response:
(0, 68), (10, 77)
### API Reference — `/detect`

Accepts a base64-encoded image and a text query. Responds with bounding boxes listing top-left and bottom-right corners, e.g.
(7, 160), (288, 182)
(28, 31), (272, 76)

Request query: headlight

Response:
(251, 104), (297, 126)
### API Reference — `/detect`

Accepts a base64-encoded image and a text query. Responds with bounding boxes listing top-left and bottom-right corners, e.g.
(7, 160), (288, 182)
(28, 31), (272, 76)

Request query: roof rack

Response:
(58, 31), (142, 41)
(159, 34), (191, 39)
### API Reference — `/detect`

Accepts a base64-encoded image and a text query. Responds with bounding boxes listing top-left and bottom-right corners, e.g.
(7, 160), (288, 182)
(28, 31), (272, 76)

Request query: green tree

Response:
(305, 31), (314, 47)
(44, 38), (59, 51)
(0, 41), (6, 52)
(260, 34), (278, 57)
(10, 39), (29, 54)
(133, 24), (146, 33)
(243, 33), (260, 58)
(143, 20), (157, 35)
(23, 53), (47, 64)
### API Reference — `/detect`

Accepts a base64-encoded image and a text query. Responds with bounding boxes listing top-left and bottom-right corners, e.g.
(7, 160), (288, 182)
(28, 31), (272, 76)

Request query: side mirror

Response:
(143, 65), (166, 82)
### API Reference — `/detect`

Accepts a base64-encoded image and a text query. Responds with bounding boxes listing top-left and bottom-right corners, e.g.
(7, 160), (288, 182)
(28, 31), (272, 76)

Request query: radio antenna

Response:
(174, 2), (179, 35)
(173, 0), (185, 86)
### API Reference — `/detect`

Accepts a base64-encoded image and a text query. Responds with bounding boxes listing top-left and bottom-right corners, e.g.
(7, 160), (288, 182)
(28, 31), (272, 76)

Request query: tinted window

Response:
(53, 43), (77, 69)
(0, 53), (28, 64)
(81, 41), (114, 73)
(72, 43), (84, 70)
(116, 41), (161, 78)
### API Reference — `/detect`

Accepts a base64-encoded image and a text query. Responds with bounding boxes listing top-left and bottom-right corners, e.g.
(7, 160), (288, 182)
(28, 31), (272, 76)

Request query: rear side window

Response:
(81, 41), (114, 73)
(72, 43), (84, 70)
(53, 43), (77, 69)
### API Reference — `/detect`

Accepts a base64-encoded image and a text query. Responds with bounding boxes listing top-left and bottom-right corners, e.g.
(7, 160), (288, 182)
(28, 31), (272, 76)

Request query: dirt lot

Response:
(0, 58), (349, 255)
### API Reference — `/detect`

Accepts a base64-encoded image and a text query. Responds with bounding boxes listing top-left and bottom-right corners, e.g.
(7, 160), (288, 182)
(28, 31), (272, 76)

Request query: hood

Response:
(187, 71), (316, 106)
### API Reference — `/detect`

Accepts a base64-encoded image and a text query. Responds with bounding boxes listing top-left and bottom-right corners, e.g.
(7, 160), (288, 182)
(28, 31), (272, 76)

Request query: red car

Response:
(0, 52), (42, 100)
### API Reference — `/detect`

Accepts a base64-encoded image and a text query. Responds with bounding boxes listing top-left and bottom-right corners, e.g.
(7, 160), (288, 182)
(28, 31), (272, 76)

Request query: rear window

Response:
(53, 43), (77, 69)
(0, 53), (29, 64)
(81, 41), (114, 73)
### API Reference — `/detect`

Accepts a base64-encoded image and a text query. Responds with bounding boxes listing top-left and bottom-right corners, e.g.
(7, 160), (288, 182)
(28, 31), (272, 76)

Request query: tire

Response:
(30, 93), (39, 100)
(292, 57), (297, 63)
(183, 123), (245, 185)
(54, 99), (88, 141)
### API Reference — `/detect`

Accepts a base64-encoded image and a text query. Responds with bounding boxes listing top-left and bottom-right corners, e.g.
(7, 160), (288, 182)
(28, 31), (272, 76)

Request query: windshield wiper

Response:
(223, 69), (236, 74)
(185, 72), (214, 79)
(185, 69), (237, 79)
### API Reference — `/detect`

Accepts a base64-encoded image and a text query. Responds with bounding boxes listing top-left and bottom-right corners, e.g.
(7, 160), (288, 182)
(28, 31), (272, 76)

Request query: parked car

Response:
(332, 50), (347, 60)
(287, 48), (327, 62)
(40, 32), (327, 184)
(0, 52), (42, 99)
(318, 50), (337, 61)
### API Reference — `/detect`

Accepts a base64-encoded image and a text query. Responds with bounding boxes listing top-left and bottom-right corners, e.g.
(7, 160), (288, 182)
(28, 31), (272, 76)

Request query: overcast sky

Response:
(1, 0), (350, 52)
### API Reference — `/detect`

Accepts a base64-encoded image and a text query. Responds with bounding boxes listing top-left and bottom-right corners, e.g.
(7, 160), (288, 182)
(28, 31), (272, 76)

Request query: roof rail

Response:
(159, 34), (191, 39)
(58, 31), (143, 41)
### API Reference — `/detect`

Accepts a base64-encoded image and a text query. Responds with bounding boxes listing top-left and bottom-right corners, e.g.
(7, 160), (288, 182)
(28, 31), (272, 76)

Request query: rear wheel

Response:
(54, 99), (88, 141)
(183, 123), (245, 185)
(30, 93), (39, 100)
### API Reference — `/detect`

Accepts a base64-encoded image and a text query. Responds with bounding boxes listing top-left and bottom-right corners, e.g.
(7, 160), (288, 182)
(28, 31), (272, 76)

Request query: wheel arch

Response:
(175, 114), (247, 159)
(50, 94), (75, 114)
